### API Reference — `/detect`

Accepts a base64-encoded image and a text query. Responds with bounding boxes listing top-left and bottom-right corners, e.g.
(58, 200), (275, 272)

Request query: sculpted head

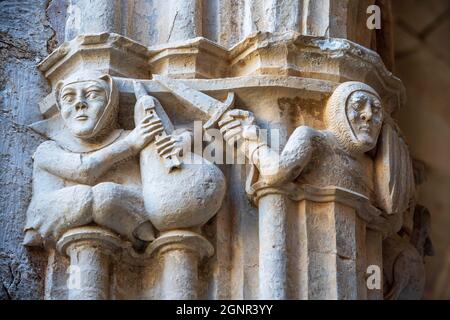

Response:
(325, 82), (383, 154)
(55, 71), (118, 139)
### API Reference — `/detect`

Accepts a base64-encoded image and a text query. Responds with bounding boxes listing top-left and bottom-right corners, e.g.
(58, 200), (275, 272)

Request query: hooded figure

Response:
(324, 81), (383, 155)
(31, 70), (123, 153)
(24, 70), (156, 248)
(221, 81), (413, 216)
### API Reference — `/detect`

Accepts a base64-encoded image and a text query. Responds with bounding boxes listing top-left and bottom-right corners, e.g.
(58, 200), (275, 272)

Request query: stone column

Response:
(298, 200), (362, 299)
(57, 227), (123, 300)
(65, 0), (122, 41)
(258, 193), (288, 299)
(148, 230), (214, 300)
(286, 186), (385, 300)
(166, 0), (203, 42)
(365, 229), (384, 299)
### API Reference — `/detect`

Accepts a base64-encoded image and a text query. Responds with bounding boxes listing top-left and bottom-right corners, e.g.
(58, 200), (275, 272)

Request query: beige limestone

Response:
(10, 0), (431, 301)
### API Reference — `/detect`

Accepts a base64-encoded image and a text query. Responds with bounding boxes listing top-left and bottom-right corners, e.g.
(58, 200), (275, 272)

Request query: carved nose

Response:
(360, 107), (372, 121)
(75, 100), (87, 111)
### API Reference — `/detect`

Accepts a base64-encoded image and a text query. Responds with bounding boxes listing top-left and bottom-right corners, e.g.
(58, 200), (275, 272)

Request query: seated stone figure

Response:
(219, 81), (413, 213)
(24, 71), (181, 247)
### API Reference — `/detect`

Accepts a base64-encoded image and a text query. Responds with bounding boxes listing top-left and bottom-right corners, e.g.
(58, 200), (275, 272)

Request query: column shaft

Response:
(161, 248), (199, 299)
(67, 243), (111, 300)
(366, 229), (384, 299)
(258, 193), (288, 299)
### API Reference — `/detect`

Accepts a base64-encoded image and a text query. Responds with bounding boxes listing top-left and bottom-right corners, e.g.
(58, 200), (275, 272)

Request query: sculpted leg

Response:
(92, 182), (154, 243)
(25, 185), (93, 244)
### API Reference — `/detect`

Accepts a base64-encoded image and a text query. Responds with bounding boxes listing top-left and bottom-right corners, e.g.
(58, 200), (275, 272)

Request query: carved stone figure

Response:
(383, 205), (434, 300)
(23, 71), (179, 248)
(219, 81), (405, 207)
(4, 0), (429, 300)
(216, 81), (418, 299)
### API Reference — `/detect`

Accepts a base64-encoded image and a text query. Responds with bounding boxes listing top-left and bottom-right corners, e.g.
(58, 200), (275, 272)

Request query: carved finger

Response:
(166, 147), (183, 158)
(141, 118), (162, 127)
(158, 148), (176, 158)
(143, 128), (164, 139)
(218, 115), (236, 127)
(140, 114), (156, 124)
(155, 135), (171, 145)
(142, 123), (164, 133)
(156, 139), (176, 154)
(225, 109), (252, 119)
(158, 143), (177, 157)
(223, 127), (242, 143)
(219, 120), (241, 135)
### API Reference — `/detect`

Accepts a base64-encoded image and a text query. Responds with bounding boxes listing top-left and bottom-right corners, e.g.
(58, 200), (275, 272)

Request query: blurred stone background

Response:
(392, 0), (450, 299)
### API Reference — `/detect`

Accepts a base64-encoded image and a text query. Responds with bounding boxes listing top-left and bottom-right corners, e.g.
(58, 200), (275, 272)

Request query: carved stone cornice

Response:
(38, 33), (151, 86)
(39, 75), (336, 119)
(148, 37), (229, 79)
(228, 31), (405, 113)
(37, 32), (404, 118)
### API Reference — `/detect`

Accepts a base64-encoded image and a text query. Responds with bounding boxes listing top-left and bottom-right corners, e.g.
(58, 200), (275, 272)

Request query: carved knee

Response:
(30, 185), (94, 242)
(92, 182), (149, 241)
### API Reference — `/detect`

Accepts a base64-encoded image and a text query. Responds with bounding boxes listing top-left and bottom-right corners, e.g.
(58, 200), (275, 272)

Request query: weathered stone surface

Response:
(1, 0), (439, 300)
(0, 0), (57, 300)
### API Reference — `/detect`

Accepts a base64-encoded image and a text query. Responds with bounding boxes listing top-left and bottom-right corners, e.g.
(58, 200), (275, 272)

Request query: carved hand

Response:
(218, 109), (258, 145)
(126, 114), (164, 154)
(155, 134), (182, 159)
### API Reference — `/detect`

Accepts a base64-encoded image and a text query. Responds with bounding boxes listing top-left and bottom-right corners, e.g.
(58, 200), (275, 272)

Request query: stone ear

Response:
(54, 80), (65, 110)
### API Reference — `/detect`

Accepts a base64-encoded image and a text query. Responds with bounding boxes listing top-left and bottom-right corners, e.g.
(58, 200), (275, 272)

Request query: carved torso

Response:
(296, 132), (375, 199)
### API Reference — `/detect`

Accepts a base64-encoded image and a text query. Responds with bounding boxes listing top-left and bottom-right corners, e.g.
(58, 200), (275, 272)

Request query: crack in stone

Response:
(167, 11), (179, 42)
(1, 282), (12, 300)
(45, 0), (58, 53)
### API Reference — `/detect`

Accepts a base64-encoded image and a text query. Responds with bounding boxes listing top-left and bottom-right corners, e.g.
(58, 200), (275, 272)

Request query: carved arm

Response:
(34, 139), (138, 185)
(219, 110), (317, 186)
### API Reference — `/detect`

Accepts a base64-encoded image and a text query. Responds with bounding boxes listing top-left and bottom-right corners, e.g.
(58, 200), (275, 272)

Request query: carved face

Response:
(346, 91), (383, 150)
(59, 80), (108, 139)
(325, 82), (383, 154)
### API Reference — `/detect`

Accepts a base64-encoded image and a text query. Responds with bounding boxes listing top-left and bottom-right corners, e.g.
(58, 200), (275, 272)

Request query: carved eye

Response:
(61, 93), (74, 103)
(86, 90), (99, 99)
(351, 102), (362, 111)
(373, 102), (381, 113)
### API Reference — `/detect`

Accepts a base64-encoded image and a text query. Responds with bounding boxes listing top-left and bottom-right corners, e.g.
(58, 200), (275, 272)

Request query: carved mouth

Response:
(359, 125), (371, 133)
(75, 115), (88, 121)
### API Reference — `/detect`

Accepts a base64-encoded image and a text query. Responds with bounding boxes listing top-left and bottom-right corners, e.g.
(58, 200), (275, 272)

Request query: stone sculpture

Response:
(24, 70), (159, 248)
(22, 69), (226, 299)
(23, 70), (225, 249)
(218, 81), (415, 299)
(133, 81), (226, 232)
(383, 204), (434, 300)
(15, 21), (423, 298)
(218, 81), (413, 212)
